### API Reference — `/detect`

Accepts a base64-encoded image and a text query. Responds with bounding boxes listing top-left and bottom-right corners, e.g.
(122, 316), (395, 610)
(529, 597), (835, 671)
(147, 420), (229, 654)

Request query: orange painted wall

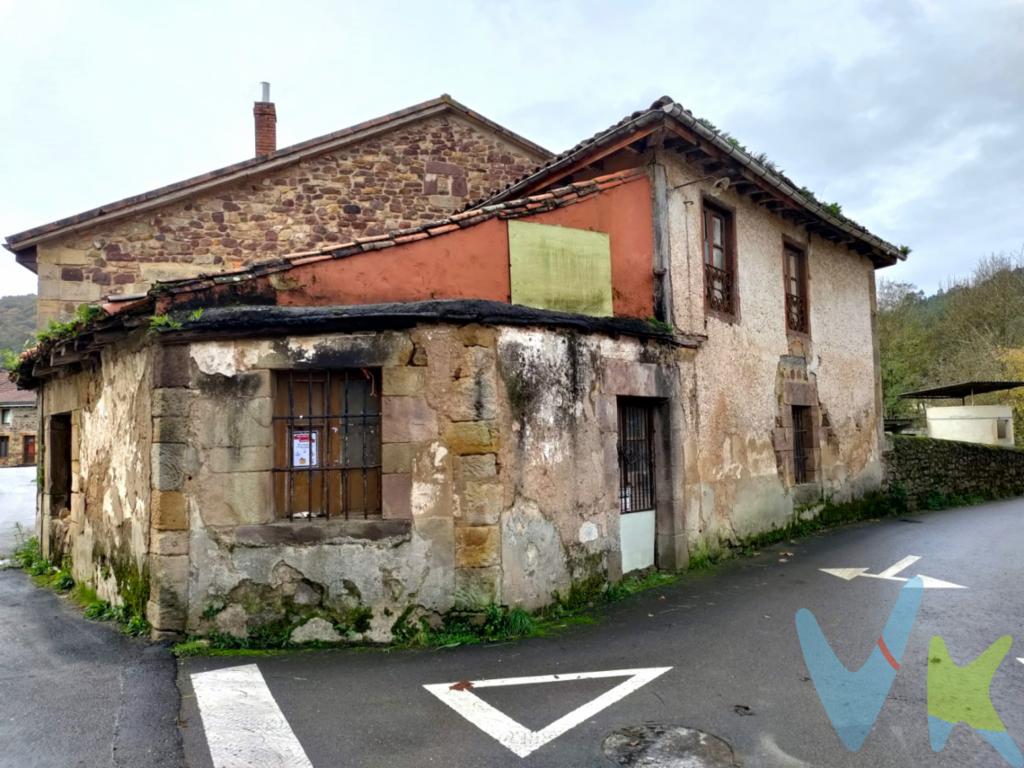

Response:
(522, 176), (654, 318)
(278, 218), (511, 307)
(255, 173), (653, 318)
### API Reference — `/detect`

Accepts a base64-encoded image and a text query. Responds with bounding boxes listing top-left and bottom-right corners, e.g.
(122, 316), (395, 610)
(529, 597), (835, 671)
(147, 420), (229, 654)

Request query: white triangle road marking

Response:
(191, 664), (313, 768)
(424, 667), (672, 758)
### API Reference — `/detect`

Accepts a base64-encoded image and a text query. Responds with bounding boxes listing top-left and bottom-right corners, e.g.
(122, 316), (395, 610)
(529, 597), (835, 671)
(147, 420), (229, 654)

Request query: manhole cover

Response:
(603, 724), (739, 767)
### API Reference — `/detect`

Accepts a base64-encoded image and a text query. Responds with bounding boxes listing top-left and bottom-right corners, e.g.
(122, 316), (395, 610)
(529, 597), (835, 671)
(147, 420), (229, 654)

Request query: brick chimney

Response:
(253, 82), (276, 157)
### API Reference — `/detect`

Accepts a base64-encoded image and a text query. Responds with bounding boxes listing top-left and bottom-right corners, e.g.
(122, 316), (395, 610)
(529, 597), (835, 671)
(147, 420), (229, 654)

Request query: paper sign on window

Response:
(292, 430), (318, 467)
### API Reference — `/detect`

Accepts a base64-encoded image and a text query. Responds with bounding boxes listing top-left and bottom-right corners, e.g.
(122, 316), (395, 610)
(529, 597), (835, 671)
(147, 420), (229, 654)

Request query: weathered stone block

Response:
(152, 442), (186, 491)
(784, 379), (817, 407)
(149, 553), (189, 606)
(382, 367), (426, 397)
(455, 525), (500, 568)
(455, 454), (497, 480)
(153, 345), (191, 388)
(214, 604), (248, 639)
(151, 530), (189, 556)
(153, 416), (189, 444)
(603, 361), (663, 397)
(382, 396), (438, 442)
(382, 442), (415, 474)
(290, 617), (341, 644)
(207, 445), (273, 474)
(454, 566), (501, 609)
(457, 325), (496, 348)
(449, 374), (498, 422)
(196, 471), (273, 526)
(459, 481), (503, 525)
(444, 421), (499, 455)
(152, 388), (194, 418)
(152, 490), (188, 531)
(382, 473), (412, 519)
(193, 397), (273, 449)
(146, 599), (185, 633)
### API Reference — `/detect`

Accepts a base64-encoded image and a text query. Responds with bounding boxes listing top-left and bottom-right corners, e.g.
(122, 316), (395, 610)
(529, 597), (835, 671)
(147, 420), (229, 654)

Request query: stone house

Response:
(12, 96), (904, 642)
(0, 380), (36, 467)
(3, 91), (549, 328)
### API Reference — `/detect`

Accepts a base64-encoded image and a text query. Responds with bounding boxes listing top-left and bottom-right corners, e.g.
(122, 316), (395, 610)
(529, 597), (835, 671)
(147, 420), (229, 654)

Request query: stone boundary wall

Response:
(884, 434), (1024, 508)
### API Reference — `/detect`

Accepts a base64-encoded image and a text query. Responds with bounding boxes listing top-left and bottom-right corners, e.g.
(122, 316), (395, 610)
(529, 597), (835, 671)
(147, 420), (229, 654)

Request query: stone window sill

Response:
(221, 518), (412, 548)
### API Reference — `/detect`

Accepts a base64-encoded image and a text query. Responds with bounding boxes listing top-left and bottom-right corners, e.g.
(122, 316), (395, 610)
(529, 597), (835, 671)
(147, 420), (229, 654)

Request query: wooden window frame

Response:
(272, 368), (382, 521)
(0, 436), (8, 458)
(701, 196), (739, 322)
(782, 237), (810, 337)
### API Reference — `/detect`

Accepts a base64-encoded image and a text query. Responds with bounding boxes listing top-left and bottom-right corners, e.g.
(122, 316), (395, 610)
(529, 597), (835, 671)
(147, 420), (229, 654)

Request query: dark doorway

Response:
(48, 415), (72, 514)
(792, 405), (814, 484)
(617, 399), (657, 573)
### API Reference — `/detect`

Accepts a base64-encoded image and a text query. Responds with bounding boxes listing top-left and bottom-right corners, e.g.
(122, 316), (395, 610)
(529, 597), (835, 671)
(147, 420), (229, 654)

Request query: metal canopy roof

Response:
(899, 381), (1024, 400)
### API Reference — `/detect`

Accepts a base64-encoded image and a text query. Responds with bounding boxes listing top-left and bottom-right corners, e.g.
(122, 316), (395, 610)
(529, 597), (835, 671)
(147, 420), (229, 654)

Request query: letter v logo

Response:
(796, 576), (924, 751)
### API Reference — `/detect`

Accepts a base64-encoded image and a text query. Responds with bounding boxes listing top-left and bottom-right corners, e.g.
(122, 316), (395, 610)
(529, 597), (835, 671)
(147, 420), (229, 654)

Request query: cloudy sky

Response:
(0, 0), (1020, 298)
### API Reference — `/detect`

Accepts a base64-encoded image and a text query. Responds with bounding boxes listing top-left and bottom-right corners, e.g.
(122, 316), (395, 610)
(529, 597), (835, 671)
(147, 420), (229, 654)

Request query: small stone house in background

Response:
(4, 91), (549, 328)
(10, 95), (905, 642)
(0, 380), (36, 467)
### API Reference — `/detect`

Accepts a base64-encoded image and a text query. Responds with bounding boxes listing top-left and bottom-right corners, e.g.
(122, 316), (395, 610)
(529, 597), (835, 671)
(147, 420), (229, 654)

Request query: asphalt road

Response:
(177, 498), (1024, 768)
(0, 570), (183, 768)
(0, 465), (38, 555)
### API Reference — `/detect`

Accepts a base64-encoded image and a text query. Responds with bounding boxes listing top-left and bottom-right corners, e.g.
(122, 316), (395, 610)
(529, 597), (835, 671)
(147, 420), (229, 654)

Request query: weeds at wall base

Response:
(12, 532), (151, 638)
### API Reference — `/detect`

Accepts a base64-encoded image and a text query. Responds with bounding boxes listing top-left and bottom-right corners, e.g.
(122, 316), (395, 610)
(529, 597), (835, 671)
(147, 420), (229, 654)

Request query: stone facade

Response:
(37, 337), (154, 616)
(884, 434), (1024, 509)
(33, 113), (544, 326)
(0, 404), (36, 467)
(661, 149), (884, 545)
(34, 321), (689, 640)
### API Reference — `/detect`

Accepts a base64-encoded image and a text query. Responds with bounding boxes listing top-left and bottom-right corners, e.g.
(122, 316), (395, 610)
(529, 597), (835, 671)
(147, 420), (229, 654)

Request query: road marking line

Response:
(876, 555), (921, 579)
(820, 556), (967, 589)
(424, 667), (671, 758)
(191, 664), (313, 768)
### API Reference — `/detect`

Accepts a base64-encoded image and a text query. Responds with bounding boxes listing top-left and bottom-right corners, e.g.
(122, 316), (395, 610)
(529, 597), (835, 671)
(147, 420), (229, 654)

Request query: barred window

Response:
(784, 243), (809, 335)
(273, 369), (381, 520)
(703, 202), (736, 316)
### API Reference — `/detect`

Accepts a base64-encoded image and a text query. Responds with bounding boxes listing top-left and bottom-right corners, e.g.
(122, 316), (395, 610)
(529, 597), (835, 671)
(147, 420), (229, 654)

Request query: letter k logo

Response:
(796, 577), (924, 751)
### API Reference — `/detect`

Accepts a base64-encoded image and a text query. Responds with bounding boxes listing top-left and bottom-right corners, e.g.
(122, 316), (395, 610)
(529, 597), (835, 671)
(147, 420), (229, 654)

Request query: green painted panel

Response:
(508, 220), (613, 317)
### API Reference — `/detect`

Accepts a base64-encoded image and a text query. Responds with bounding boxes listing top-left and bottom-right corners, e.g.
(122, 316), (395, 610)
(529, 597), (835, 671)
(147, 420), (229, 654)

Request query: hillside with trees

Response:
(879, 249), (1024, 443)
(0, 294), (36, 360)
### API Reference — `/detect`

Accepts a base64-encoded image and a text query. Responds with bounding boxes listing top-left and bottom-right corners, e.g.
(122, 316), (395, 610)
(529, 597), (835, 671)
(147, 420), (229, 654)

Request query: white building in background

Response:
(901, 381), (1022, 448)
(926, 405), (1014, 448)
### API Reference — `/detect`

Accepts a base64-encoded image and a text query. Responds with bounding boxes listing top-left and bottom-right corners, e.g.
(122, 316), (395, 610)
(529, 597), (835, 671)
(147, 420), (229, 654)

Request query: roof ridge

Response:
(468, 95), (904, 264)
(5, 95), (552, 254)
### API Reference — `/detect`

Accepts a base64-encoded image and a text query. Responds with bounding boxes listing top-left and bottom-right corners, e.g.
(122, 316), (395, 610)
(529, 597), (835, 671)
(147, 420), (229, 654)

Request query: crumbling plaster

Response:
(659, 151), (883, 546)
(38, 337), (154, 606)
(174, 323), (685, 638)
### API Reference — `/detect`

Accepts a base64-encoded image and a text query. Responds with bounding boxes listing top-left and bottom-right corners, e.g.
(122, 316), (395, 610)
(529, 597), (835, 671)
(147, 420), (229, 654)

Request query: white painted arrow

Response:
(425, 667), (671, 758)
(820, 555), (966, 589)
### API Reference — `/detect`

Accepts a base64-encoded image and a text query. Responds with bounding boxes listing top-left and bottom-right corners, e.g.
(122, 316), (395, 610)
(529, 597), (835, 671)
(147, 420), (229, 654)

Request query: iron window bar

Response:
(273, 369), (381, 520)
(704, 263), (734, 315)
(618, 400), (655, 514)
